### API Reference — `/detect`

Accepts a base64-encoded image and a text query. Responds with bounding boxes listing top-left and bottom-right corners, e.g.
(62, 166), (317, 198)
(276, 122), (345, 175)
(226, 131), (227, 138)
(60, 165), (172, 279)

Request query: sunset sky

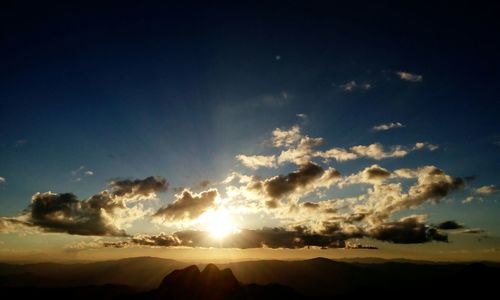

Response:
(1, 1), (499, 262)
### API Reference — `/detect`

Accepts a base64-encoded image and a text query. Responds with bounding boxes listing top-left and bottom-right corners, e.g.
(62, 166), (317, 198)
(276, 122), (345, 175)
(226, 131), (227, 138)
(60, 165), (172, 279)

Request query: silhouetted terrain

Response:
(1, 257), (499, 299)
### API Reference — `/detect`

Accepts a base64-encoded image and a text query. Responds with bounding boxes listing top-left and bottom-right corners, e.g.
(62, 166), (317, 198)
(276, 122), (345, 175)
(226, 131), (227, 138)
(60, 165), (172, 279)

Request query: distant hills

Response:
(1, 256), (499, 299)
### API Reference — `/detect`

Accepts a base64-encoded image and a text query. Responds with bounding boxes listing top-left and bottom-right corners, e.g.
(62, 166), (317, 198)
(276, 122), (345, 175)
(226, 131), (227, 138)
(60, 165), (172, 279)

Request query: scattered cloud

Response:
(0, 177), (5, 184)
(339, 80), (371, 92)
(396, 71), (423, 82)
(372, 122), (404, 131)
(436, 220), (464, 230)
(413, 142), (439, 151)
(242, 125), (436, 169)
(71, 166), (95, 181)
(462, 196), (475, 204)
(296, 113), (307, 119)
(154, 189), (218, 222)
(475, 185), (499, 195)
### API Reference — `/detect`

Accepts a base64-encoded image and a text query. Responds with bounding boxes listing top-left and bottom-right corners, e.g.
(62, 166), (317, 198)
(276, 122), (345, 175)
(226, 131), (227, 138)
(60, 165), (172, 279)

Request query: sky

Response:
(1, 1), (499, 262)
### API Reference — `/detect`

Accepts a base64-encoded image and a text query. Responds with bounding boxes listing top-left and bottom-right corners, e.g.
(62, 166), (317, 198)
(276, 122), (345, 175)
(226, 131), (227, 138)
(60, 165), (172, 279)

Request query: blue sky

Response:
(0, 1), (499, 261)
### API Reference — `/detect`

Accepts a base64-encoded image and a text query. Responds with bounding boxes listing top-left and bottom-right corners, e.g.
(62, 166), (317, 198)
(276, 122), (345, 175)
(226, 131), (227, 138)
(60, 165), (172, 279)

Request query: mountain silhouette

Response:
(2, 257), (499, 299)
(137, 264), (303, 300)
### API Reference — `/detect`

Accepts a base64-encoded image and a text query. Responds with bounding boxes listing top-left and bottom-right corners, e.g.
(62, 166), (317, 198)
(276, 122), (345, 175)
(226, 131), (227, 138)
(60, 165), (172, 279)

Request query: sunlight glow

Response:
(201, 208), (239, 239)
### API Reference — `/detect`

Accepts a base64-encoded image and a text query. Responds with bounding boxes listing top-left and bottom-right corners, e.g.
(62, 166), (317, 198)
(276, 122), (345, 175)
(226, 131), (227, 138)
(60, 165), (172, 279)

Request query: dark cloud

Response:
(462, 229), (485, 234)
(436, 220), (464, 230)
(110, 176), (168, 197)
(364, 165), (391, 181)
(105, 227), (349, 249)
(2, 176), (168, 236)
(199, 180), (211, 188)
(263, 162), (324, 199)
(25, 192), (128, 236)
(301, 202), (320, 209)
(368, 216), (448, 244)
(154, 189), (218, 221)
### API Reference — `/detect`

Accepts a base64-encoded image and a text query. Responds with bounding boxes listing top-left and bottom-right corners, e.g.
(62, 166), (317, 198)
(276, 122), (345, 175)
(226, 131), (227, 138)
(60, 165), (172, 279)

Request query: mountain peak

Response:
(155, 264), (240, 299)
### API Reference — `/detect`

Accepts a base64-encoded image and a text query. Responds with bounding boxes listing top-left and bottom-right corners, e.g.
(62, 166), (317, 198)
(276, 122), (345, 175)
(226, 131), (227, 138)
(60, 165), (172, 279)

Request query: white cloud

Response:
(413, 142), (439, 151)
(475, 185), (498, 195)
(396, 71), (423, 82)
(272, 125), (301, 147)
(462, 196), (475, 204)
(236, 154), (277, 169)
(372, 122), (404, 131)
(0, 177), (5, 184)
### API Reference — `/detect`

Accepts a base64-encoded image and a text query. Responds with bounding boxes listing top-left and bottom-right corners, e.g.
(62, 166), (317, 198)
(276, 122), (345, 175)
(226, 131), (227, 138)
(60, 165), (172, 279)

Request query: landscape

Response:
(1, 1), (499, 299)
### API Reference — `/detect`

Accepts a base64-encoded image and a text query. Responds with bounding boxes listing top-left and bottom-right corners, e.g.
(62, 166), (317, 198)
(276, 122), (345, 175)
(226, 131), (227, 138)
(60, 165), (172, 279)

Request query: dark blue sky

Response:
(0, 1), (499, 257)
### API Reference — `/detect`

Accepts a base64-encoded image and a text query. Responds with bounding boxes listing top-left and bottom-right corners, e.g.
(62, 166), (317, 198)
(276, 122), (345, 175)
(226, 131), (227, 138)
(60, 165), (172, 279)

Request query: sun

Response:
(201, 208), (238, 239)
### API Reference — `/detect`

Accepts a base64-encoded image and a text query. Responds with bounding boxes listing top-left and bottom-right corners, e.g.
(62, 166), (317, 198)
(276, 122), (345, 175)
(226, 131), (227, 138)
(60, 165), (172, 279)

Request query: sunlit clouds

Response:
(0, 123), (495, 251)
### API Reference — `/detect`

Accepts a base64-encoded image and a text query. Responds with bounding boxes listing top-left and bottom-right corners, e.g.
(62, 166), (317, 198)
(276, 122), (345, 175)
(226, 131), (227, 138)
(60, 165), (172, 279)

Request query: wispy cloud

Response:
(475, 185), (499, 195)
(372, 122), (404, 131)
(339, 80), (372, 92)
(71, 165), (94, 181)
(236, 154), (277, 169)
(396, 71), (423, 82)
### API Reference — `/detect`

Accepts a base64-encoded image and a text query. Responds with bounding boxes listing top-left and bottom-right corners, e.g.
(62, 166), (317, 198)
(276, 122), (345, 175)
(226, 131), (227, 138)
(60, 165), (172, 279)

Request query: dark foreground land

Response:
(1, 257), (499, 299)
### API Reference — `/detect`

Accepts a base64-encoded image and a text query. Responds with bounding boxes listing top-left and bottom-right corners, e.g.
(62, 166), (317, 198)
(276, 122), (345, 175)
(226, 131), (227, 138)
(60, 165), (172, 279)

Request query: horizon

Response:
(1, 1), (500, 266)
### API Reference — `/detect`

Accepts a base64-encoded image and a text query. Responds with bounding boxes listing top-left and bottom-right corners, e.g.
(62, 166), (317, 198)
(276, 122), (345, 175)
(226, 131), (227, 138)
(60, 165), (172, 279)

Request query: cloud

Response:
(71, 166), (95, 181)
(0, 177), (5, 184)
(154, 189), (218, 222)
(317, 142), (436, 162)
(461, 228), (485, 234)
(342, 164), (391, 185)
(263, 162), (324, 200)
(475, 185), (499, 195)
(462, 196), (475, 204)
(104, 227), (349, 249)
(239, 125), (436, 168)
(296, 113), (307, 119)
(22, 192), (128, 236)
(413, 142), (439, 151)
(339, 80), (371, 92)
(344, 165), (466, 225)
(368, 215), (447, 243)
(109, 176), (168, 199)
(351, 143), (408, 160)
(199, 180), (211, 188)
(436, 220), (464, 230)
(271, 125), (301, 147)
(278, 136), (324, 165)
(248, 162), (341, 208)
(345, 242), (378, 250)
(236, 154), (277, 169)
(372, 122), (405, 131)
(0, 217), (37, 234)
(1, 176), (168, 236)
(396, 71), (423, 82)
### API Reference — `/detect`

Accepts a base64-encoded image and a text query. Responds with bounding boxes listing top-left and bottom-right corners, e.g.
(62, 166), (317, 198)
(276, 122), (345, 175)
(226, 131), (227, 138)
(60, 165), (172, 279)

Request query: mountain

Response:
(0, 257), (187, 291)
(1, 256), (499, 298)
(136, 264), (303, 300)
